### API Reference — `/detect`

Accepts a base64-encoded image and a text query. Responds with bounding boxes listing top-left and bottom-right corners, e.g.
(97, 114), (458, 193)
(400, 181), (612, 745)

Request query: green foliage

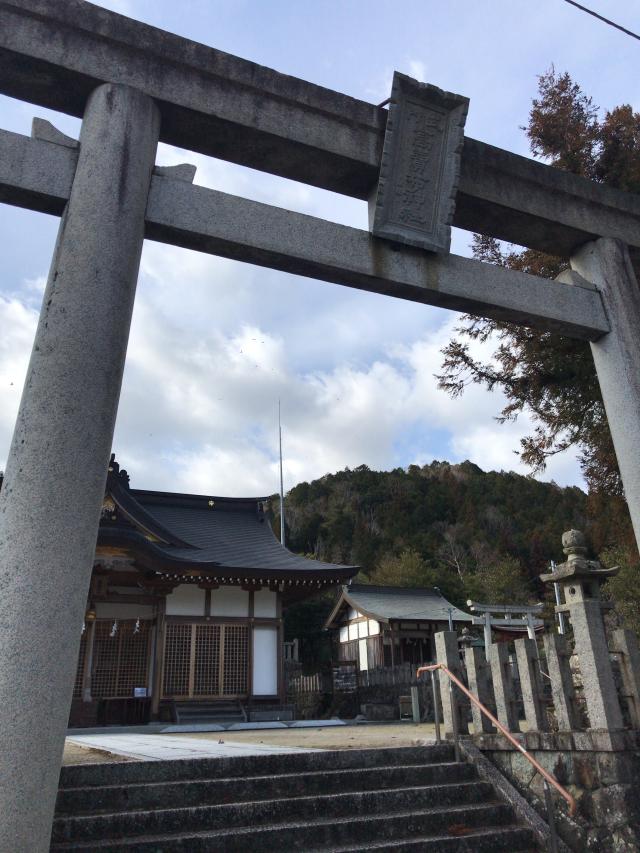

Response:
(283, 590), (336, 670)
(463, 555), (533, 606)
(369, 548), (427, 587)
(368, 547), (463, 603)
(283, 461), (588, 609)
(602, 546), (640, 637)
(438, 67), (640, 512)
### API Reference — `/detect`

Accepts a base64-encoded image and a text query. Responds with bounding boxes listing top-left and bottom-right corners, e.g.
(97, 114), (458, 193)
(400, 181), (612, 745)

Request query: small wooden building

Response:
(325, 584), (472, 671)
(70, 456), (357, 726)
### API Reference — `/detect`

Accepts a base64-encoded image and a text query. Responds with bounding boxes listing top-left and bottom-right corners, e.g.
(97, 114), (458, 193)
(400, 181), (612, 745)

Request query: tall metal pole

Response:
(278, 399), (285, 546)
(0, 83), (160, 852)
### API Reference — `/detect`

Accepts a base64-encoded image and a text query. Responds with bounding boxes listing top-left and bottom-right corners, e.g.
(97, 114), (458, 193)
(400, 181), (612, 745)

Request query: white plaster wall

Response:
(358, 638), (369, 671)
(348, 623), (358, 641)
(95, 603), (154, 619)
(165, 585), (205, 616)
(211, 587), (249, 617)
(369, 619), (380, 636)
(339, 626), (349, 643)
(252, 626), (278, 695)
(254, 588), (277, 618)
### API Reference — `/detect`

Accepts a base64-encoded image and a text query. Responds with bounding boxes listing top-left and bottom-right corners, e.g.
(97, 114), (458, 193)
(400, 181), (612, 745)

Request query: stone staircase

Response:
(51, 745), (540, 851)
(172, 700), (247, 725)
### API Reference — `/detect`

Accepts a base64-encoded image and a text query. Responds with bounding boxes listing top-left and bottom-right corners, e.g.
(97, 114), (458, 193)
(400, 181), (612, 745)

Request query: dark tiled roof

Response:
(325, 584), (472, 627)
(135, 489), (355, 575)
(100, 469), (356, 580)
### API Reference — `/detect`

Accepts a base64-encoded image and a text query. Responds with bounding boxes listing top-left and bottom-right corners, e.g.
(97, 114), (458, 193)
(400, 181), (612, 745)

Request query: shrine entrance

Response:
(3, 3), (640, 849)
(162, 622), (249, 700)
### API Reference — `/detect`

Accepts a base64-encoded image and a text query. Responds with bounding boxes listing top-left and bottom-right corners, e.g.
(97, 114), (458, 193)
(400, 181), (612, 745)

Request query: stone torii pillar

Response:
(0, 84), (160, 852)
(540, 529), (623, 731)
(567, 239), (640, 549)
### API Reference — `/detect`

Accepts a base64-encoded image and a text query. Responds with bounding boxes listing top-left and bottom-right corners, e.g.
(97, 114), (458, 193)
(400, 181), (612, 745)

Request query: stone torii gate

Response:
(1, 1), (640, 849)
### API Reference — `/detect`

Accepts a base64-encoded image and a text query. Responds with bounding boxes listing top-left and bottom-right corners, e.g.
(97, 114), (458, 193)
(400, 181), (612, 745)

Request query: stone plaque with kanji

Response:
(369, 72), (468, 253)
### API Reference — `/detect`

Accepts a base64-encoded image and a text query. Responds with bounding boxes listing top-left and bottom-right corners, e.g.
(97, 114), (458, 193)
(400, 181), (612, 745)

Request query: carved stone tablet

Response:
(369, 73), (468, 253)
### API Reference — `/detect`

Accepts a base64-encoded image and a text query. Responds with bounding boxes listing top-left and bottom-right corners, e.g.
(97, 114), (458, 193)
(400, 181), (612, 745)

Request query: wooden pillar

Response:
(81, 619), (96, 703)
(277, 592), (285, 703)
(247, 589), (255, 703)
(390, 624), (396, 684)
(151, 599), (166, 717)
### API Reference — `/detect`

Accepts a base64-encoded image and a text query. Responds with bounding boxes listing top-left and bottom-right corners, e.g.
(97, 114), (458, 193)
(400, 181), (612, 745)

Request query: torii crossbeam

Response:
(1, 2), (640, 849)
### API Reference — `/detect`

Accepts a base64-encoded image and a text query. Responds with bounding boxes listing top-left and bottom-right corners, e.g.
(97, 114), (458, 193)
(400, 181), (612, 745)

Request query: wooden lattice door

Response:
(90, 619), (151, 698)
(193, 625), (221, 696)
(163, 623), (248, 699)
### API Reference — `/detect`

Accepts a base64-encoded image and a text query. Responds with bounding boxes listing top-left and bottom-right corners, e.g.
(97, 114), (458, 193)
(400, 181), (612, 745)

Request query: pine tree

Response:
(438, 69), (640, 527)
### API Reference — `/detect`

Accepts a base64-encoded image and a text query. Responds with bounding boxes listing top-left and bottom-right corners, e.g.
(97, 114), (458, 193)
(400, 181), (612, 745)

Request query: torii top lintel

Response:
(2, 0), (640, 264)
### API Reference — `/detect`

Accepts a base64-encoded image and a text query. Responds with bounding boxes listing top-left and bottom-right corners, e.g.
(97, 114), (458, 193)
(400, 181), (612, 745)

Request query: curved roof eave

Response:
(323, 587), (382, 629)
(97, 527), (358, 581)
(108, 475), (196, 548)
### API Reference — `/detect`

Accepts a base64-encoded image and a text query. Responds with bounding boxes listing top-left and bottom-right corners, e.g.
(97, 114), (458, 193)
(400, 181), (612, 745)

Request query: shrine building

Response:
(69, 456), (357, 726)
(325, 584), (472, 671)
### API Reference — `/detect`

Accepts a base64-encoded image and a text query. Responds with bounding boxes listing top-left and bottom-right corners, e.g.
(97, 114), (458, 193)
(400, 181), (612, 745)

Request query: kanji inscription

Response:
(369, 73), (468, 253)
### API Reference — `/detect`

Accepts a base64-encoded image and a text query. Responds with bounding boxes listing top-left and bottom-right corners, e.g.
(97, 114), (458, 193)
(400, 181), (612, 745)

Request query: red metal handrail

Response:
(417, 662), (577, 817)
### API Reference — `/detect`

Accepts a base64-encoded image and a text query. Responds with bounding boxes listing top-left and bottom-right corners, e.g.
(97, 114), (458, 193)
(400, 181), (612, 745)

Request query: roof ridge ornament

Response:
(108, 452), (130, 489)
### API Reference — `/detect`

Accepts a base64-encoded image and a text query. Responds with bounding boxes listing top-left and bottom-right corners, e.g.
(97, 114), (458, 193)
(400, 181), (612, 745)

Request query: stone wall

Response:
(475, 730), (640, 852)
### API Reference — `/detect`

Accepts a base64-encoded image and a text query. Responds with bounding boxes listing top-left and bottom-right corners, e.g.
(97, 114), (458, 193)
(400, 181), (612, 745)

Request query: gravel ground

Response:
(62, 722), (438, 765)
(62, 741), (136, 765)
(171, 722), (437, 751)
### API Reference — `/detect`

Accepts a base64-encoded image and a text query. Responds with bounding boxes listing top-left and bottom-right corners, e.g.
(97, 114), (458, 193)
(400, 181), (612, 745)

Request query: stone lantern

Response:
(540, 529), (623, 731)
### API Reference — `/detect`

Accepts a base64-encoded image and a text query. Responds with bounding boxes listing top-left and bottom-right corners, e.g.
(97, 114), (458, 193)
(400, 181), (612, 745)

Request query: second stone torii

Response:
(466, 600), (545, 654)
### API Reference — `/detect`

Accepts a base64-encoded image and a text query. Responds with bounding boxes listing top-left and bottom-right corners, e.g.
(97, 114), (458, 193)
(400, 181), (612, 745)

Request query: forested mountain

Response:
(277, 461), (590, 607)
(276, 460), (640, 662)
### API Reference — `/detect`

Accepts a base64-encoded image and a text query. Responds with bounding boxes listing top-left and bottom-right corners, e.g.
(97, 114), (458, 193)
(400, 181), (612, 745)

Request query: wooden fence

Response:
(286, 672), (323, 694)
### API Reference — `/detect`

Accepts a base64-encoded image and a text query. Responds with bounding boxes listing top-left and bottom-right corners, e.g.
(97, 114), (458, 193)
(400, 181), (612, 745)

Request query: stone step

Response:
(176, 709), (244, 717)
(174, 702), (247, 723)
(326, 824), (537, 852)
(51, 782), (496, 843)
(175, 706), (243, 713)
(51, 802), (525, 851)
(176, 705), (244, 717)
(57, 760), (476, 815)
(59, 745), (455, 788)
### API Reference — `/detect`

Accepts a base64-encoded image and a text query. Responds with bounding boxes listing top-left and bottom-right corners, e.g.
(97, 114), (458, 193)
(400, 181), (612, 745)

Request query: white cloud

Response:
(4, 0), (617, 496)
(155, 142), (365, 229)
(0, 274), (584, 493)
(408, 60), (427, 83)
(0, 295), (38, 464)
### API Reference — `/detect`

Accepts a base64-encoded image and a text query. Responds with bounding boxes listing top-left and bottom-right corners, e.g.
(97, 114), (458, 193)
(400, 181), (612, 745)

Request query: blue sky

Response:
(1, 0), (639, 495)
